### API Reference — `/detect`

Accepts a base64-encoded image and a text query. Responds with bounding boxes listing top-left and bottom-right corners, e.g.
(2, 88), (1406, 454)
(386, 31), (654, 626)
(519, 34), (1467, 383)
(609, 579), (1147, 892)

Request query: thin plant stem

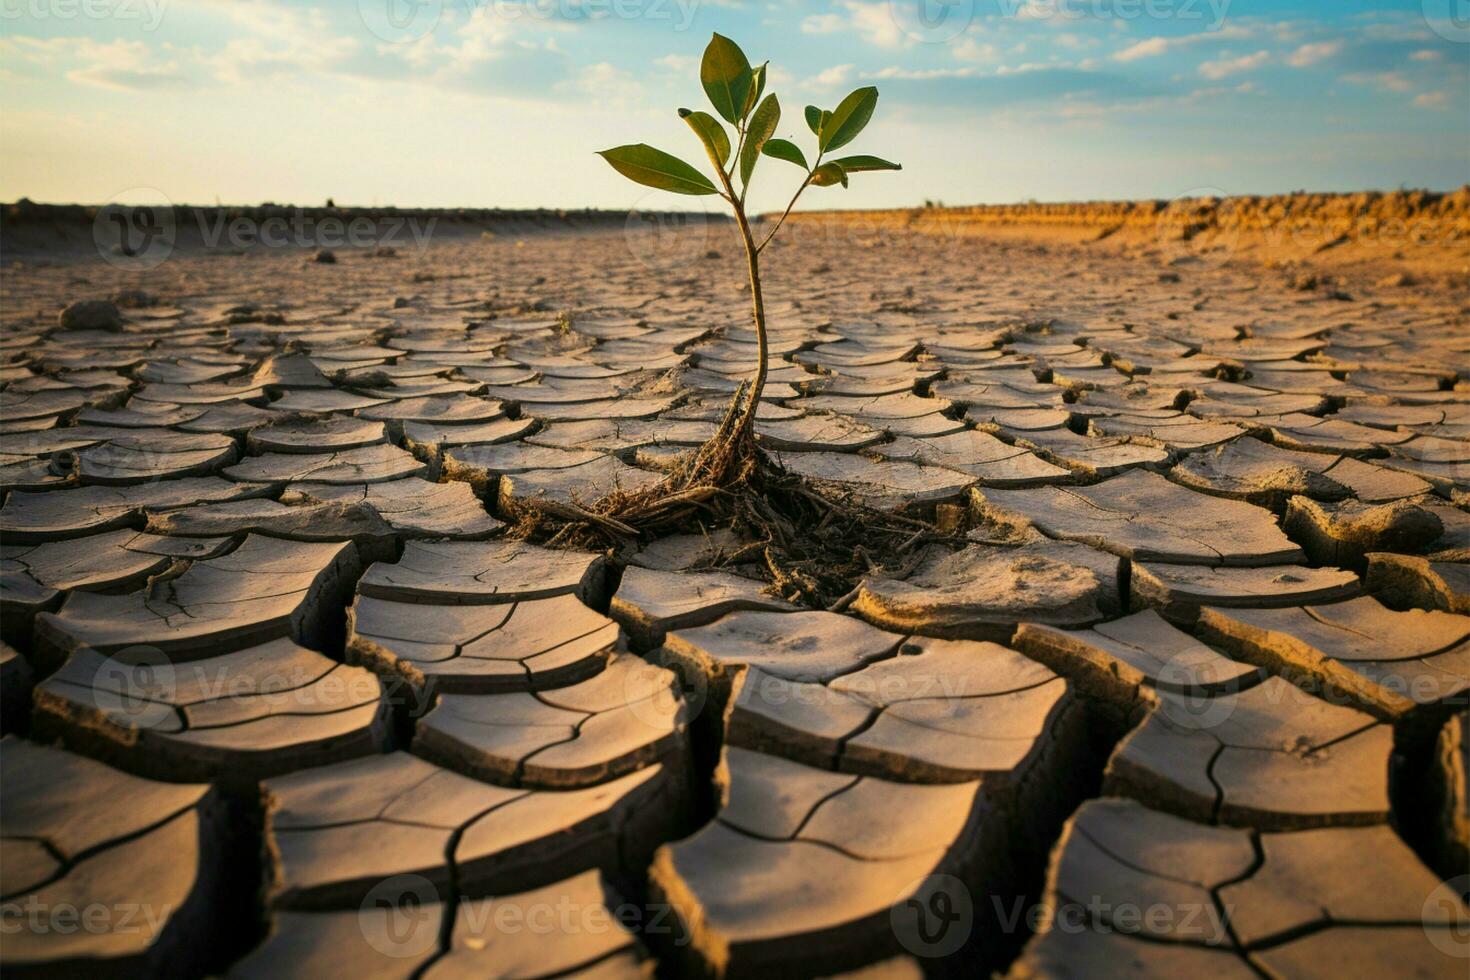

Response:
(712, 160), (768, 437)
(757, 167), (816, 254)
(728, 118), (747, 182)
(735, 211), (767, 436)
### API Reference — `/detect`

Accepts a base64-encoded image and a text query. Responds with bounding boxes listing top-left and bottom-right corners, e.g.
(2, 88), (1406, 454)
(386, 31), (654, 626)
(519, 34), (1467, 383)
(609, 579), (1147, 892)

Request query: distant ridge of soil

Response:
(775, 187), (1470, 285)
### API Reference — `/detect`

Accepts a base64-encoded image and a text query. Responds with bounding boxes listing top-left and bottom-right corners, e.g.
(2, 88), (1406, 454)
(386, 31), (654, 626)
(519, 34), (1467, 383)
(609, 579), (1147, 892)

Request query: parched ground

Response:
(1, 217), (1468, 979)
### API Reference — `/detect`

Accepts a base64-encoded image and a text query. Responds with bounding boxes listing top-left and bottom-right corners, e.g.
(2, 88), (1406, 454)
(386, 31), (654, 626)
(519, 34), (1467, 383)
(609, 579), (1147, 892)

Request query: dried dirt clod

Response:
(1365, 552), (1470, 614)
(1428, 711), (1469, 882)
(726, 636), (1080, 788)
(356, 538), (608, 606)
(851, 539), (1122, 641)
(32, 535), (361, 671)
(1283, 495), (1445, 570)
(0, 738), (227, 976)
(262, 751), (681, 910)
(1014, 609), (1263, 730)
(347, 590), (617, 699)
(1196, 596), (1470, 745)
(610, 566), (796, 649)
(1102, 675), (1393, 830)
(1007, 797), (1467, 979)
(972, 470), (1305, 567)
(230, 869), (650, 979)
(1127, 562), (1361, 625)
(648, 746), (991, 977)
(58, 299), (124, 331)
(32, 640), (391, 785)
(411, 652), (692, 790)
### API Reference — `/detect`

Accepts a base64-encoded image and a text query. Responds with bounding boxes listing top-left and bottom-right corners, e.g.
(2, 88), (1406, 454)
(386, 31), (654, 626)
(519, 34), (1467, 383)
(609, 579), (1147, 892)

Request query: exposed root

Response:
(506, 385), (965, 608)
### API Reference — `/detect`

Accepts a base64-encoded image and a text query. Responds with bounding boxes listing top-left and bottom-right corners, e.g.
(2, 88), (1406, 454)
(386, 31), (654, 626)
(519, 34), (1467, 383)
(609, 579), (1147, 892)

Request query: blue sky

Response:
(1, 0), (1466, 212)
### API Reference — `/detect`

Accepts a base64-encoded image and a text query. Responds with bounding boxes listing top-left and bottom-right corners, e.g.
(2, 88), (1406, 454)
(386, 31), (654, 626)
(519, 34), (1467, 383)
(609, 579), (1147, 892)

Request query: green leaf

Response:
(742, 63), (768, 120)
(810, 162), (848, 188)
(820, 86), (878, 152)
(804, 105), (823, 135)
(678, 108), (730, 169)
(701, 33), (753, 125)
(739, 93), (780, 188)
(830, 154), (901, 173)
(597, 144), (720, 196)
(762, 138), (808, 170)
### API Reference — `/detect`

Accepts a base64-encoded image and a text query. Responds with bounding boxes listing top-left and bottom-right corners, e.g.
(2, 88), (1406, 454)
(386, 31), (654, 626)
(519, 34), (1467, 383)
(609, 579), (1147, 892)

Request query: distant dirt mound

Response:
(775, 188), (1470, 285)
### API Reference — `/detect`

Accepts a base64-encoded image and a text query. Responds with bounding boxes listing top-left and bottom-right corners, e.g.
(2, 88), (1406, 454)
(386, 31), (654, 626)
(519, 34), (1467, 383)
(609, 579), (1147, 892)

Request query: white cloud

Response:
(845, 0), (908, 47)
(868, 65), (980, 81)
(807, 63), (855, 88)
(0, 36), (191, 91)
(1285, 41), (1342, 67)
(802, 1), (908, 48)
(800, 14), (845, 35)
(1111, 26), (1256, 62)
(425, 6), (518, 67)
(1343, 71), (1414, 93)
(765, 64), (797, 89)
(215, 33), (358, 84)
(865, 62), (1058, 81)
(1198, 50), (1268, 80)
(1413, 91), (1449, 108)
(201, 0), (331, 42)
(560, 61), (640, 103)
(1410, 49), (1442, 62)
(1114, 38), (1168, 62)
(0, 35), (65, 63)
(1053, 33), (1098, 51)
(1359, 20), (1437, 43)
(954, 38), (1000, 62)
(186, 0), (367, 84)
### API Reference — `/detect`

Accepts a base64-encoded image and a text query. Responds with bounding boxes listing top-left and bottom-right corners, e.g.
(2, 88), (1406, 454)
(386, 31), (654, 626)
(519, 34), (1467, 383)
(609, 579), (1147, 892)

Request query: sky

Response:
(1, 0), (1467, 213)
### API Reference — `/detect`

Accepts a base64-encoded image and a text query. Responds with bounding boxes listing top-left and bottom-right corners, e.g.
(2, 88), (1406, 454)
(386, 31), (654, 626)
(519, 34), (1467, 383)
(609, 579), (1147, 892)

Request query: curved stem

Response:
(727, 119), (747, 182)
(734, 208), (767, 438)
(757, 172), (813, 254)
(712, 163), (768, 440)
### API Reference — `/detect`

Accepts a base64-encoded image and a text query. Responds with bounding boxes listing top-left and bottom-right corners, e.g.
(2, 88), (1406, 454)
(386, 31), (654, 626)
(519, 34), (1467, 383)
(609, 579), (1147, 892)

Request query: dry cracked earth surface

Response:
(0, 221), (1467, 979)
